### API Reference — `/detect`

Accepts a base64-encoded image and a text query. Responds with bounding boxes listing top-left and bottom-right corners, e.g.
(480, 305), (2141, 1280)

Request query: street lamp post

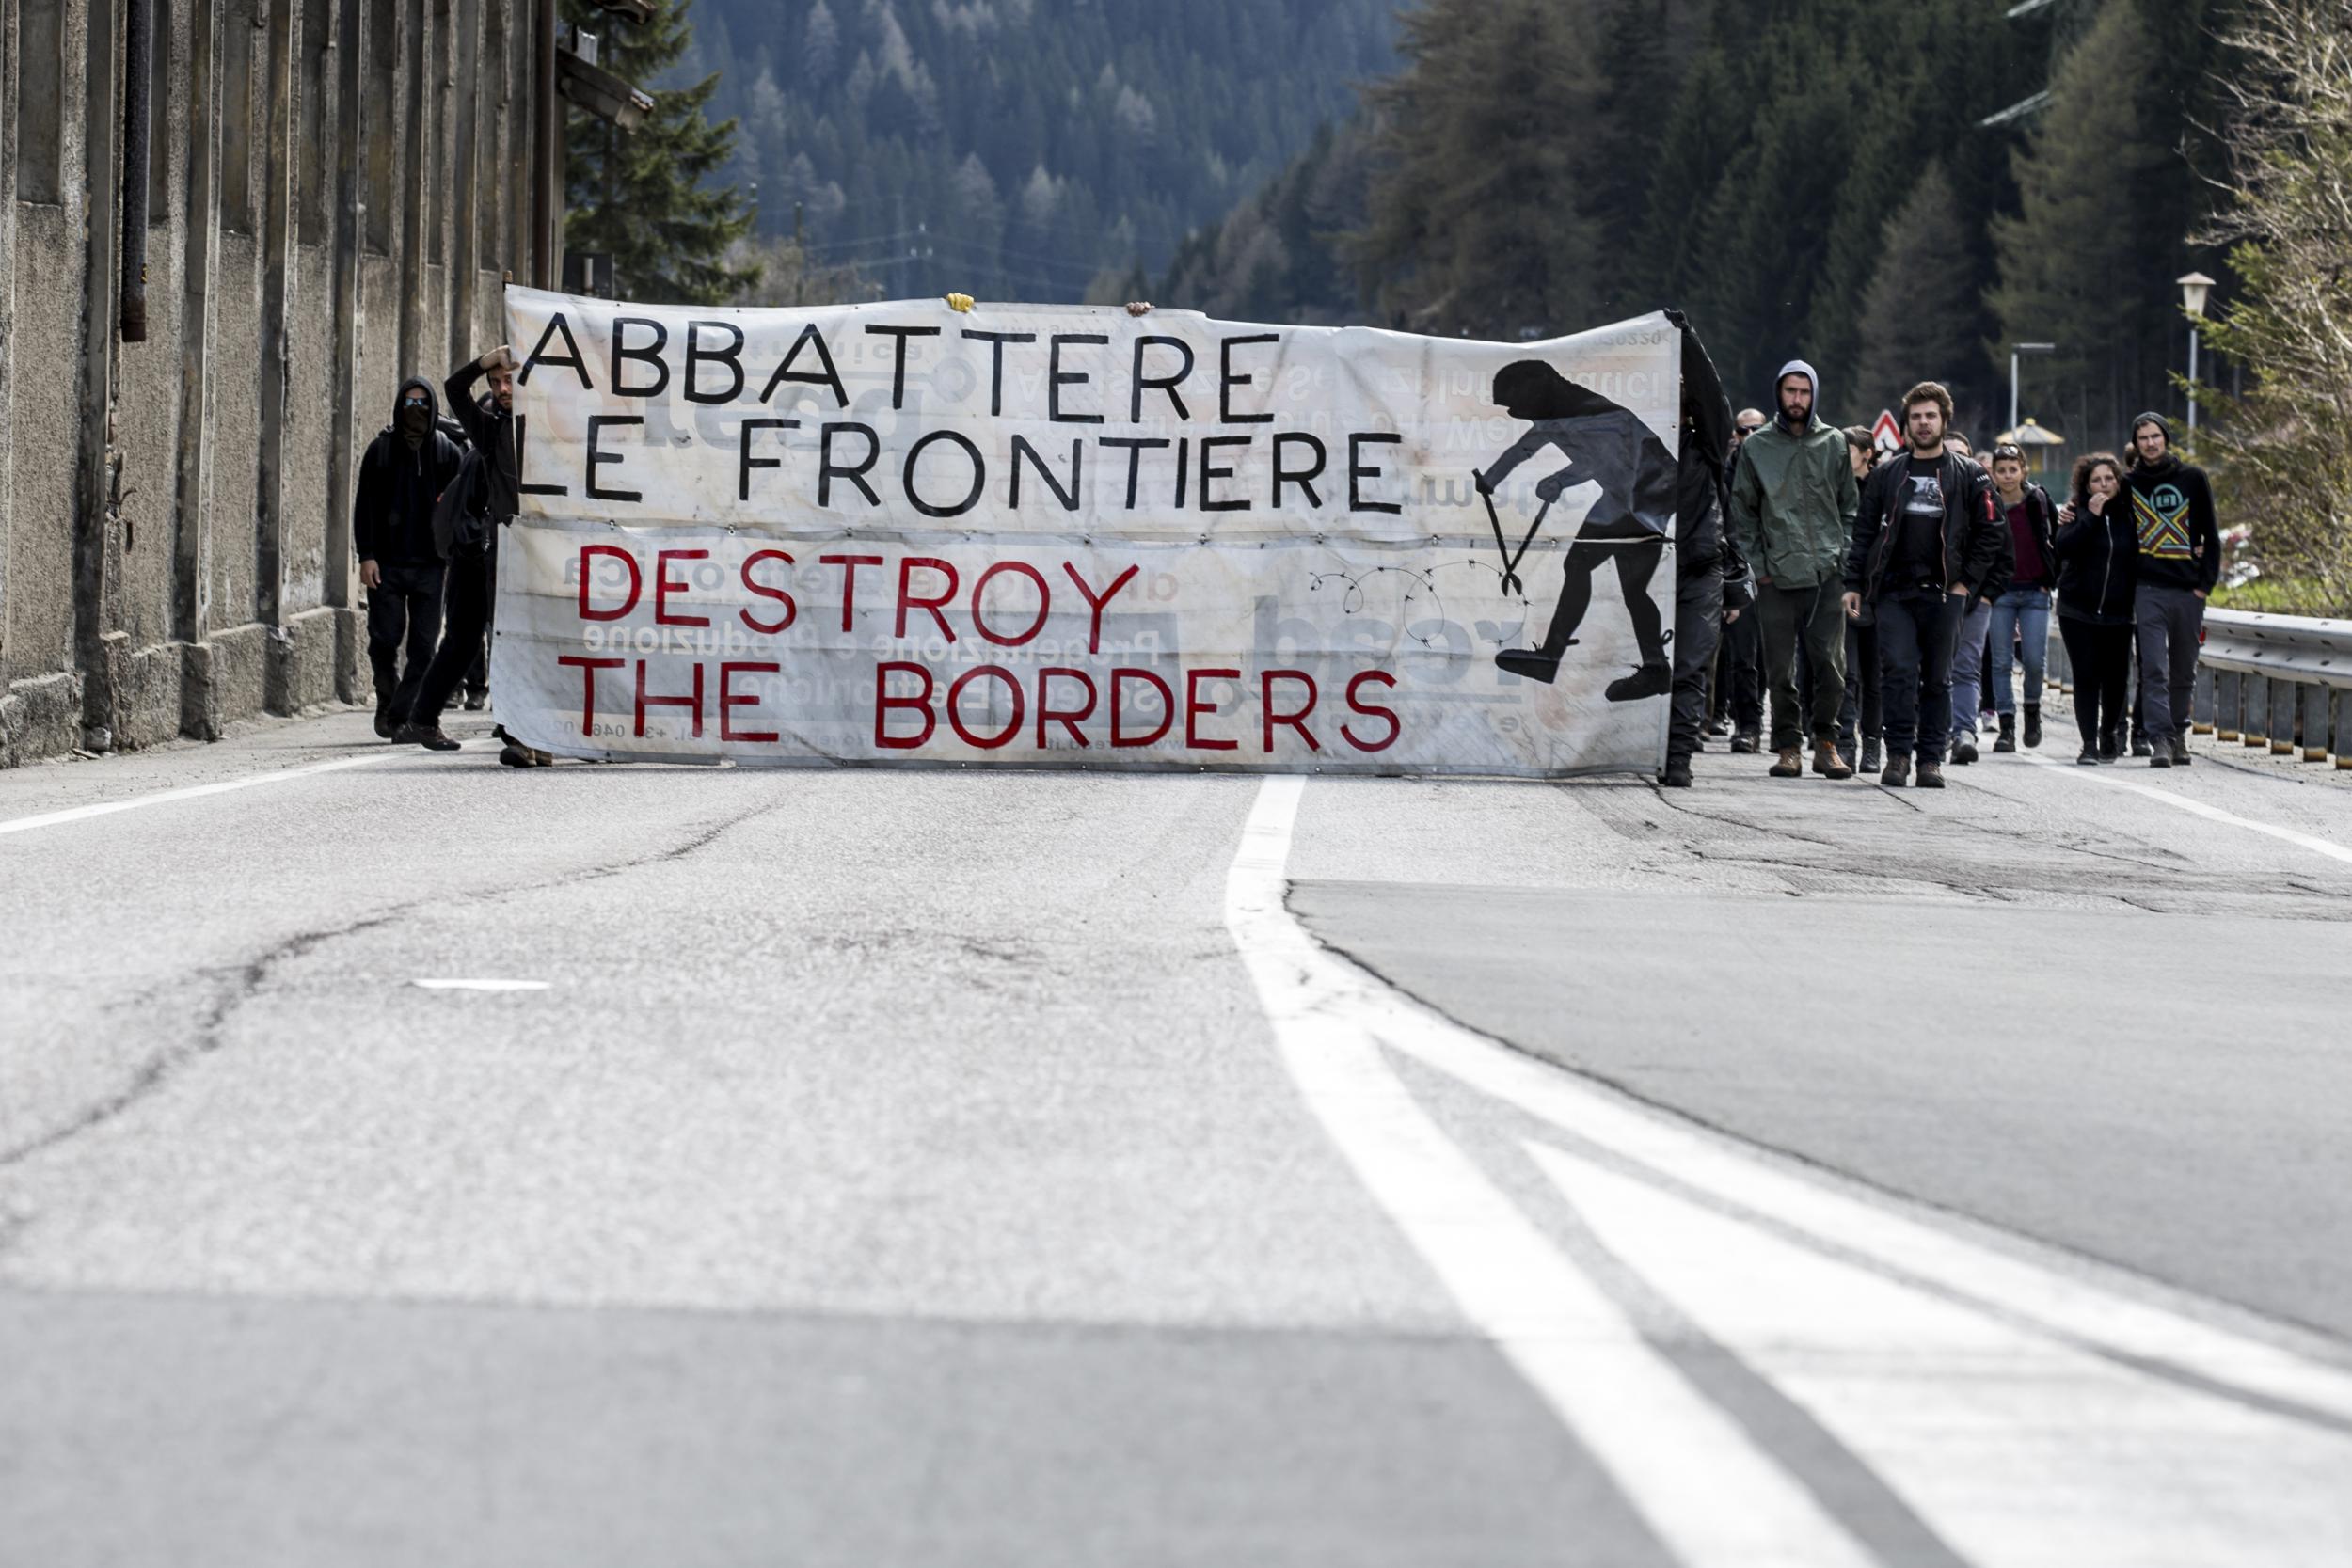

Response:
(2178, 272), (2215, 438)
(2010, 342), (2055, 436)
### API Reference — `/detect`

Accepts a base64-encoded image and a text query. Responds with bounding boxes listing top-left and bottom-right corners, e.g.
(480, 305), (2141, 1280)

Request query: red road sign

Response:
(1870, 410), (1901, 452)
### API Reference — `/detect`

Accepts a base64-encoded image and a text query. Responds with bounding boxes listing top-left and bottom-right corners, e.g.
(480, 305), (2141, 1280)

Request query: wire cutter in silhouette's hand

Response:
(1480, 487), (1554, 598)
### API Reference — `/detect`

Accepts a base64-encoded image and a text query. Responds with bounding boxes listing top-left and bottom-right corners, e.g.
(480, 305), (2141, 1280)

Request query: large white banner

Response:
(492, 288), (1682, 775)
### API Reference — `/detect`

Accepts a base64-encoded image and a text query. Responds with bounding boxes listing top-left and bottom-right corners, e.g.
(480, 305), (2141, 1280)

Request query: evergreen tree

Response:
(1851, 163), (1982, 420)
(1352, 0), (1606, 339)
(564, 0), (759, 306)
(1988, 0), (2172, 450)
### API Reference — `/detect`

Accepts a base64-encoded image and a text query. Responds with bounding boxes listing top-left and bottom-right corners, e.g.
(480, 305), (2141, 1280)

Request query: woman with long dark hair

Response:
(2053, 452), (2137, 763)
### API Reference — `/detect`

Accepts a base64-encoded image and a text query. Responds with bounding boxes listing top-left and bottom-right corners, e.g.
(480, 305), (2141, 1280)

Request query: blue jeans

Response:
(1948, 598), (1994, 737)
(1985, 587), (2052, 717)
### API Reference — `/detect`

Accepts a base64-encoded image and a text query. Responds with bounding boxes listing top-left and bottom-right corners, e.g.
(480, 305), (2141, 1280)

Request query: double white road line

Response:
(1228, 773), (2352, 1567)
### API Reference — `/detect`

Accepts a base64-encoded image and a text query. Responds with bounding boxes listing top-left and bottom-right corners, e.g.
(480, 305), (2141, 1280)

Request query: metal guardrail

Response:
(2044, 607), (2352, 768)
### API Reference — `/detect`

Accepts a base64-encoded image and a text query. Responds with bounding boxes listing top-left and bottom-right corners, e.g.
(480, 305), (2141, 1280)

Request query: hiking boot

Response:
(1661, 756), (1693, 788)
(1604, 661), (1672, 703)
(2100, 728), (2122, 763)
(1811, 739), (1852, 780)
(395, 721), (461, 752)
(1949, 733), (1979, 765)
(2131, 730), (2153, 757)
(1860, 736), (1883, 774)
(2149, 749), (2171, 768)
(2023, 704), (2042, 749)
(2077, 746), (2100, 765)
(1916, 757), (1947, 788)
(2170, 734), (2192, 767)
(1880, 752), (1911, 787)
(1705, 717), (1729, 737)
(1728, 728), (1761, 754)
(498, 741), (534, 768)
(463, 688), (489, 712)
(1769, 746), (1804, 778)
(1495, 648), (1564, 684)
(1994, 713), (2017, 753)
(373, 696), (397, 740)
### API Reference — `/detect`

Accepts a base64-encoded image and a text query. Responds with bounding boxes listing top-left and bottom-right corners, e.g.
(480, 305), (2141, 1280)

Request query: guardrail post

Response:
(2296, 681), (2333, 761)
(2243, 674), (2269, 747)
(2337, 688), (2352, 771)
(2217, 670), (2241, 740)
(2270, 679), (2297, 754)
(2193, 667), (2215, 733)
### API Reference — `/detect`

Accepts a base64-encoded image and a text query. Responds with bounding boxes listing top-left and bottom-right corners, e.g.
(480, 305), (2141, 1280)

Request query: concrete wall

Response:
(0, 0), (544, 766)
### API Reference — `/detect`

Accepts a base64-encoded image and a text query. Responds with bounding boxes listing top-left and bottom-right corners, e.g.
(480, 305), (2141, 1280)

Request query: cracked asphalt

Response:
(3, 698), (2349, 1565)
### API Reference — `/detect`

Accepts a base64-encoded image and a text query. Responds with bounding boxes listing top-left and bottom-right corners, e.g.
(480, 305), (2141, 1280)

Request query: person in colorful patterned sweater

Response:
(2118, 413), (2220, 768)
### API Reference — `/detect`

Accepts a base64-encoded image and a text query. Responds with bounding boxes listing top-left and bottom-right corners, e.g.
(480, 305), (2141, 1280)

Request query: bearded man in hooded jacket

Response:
(1727, 360), (1860, 781)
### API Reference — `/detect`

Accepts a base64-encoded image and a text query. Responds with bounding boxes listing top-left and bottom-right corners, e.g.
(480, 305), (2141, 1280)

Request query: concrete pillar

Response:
(323, 0), (360, 623)
(0, 0), (18, 695)
(2300, 682), (2331, 763)
(256, 0), (296, 714)
(395, 0), (423, 376)
(448, 0), (478, 370)
(76, 0), (125, 751)
(172, 0), (220, 734)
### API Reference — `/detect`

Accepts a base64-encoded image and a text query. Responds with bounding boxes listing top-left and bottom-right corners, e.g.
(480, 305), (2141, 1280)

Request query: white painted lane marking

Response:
(1363, 984), (2352, 1428)
(2019, 750), (2352, 865)
(1529, 1140), (2352, 1567)
(411, 979), (551, 992)
(0, 753), (389, 838)
(1228, 775), (1878, 1568)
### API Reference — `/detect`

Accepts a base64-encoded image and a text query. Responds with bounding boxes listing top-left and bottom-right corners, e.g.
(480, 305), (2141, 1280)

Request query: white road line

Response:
(1528, 1140), (2352, 1567)
(1227, 775), (1879, 1568)
(0, 753), (388, 838)
(1364, 978), (2352, 1427)
(2019, 750), (2352, 865)
(411, 978), (551, 991)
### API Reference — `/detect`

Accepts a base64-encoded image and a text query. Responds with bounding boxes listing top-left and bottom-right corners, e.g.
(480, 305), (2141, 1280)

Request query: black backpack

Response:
(431, 443), (492, 557)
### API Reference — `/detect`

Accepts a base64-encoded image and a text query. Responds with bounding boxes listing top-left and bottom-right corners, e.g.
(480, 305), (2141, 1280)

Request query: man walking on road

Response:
(397, 344), (547, 767)
(1845, 381), (2005, 789)
(356, 378), (463, 738)
(2120, 413), (2220, 768)
(1729, 362), (1857, 780)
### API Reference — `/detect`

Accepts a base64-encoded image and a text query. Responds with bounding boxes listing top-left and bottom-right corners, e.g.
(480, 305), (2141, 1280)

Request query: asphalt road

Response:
(3, 702), (2349, 1566)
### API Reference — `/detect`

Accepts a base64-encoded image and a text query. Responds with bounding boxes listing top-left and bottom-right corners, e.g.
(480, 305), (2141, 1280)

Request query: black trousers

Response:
(407, 537), (495, 728)
(365, 561), (446, 718)
(2058, 615), (2133, 751)
(1530, 518), (1667, 666)
(1875, 586), (1964, 760)
(1710, 599), (1762, 730)
(1668, 568), (1724, 767)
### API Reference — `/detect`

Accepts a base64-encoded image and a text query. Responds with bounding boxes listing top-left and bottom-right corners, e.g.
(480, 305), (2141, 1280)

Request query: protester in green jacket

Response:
(1727, 359), (1860, 781)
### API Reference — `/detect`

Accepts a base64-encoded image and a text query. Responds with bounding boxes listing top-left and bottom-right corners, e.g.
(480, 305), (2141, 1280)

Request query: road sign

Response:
(1870, 410), (1901, 452)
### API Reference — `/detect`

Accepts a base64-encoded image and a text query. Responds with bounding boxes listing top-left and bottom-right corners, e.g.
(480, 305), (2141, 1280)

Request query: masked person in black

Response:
(2053, 452), (2137, 764)
(398, 344), (548, 766)
(355, 377), (464, 738)
(1844, 381), (2006, 788)
(1709, 408), (1769, 752)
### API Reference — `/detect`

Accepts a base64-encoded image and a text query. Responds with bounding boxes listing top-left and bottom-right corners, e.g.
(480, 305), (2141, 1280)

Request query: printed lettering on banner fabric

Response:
(490, 288), (1683, 775)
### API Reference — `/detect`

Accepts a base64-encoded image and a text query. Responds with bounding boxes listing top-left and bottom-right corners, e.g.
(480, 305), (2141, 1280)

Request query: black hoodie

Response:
(2121, 455), (2221, 594)
(355, 376), (464, 565)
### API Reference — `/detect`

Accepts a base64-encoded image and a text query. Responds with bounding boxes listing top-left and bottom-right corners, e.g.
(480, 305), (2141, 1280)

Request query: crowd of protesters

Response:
(1700, 365), (2221, 786)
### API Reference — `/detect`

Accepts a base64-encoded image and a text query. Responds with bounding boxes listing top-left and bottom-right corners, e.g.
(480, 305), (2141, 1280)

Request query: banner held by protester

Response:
(492, 287), (1682, 775)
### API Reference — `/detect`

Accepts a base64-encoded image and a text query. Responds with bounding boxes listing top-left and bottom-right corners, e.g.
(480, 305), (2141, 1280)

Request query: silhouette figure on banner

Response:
(1472, 360), (1677, 696)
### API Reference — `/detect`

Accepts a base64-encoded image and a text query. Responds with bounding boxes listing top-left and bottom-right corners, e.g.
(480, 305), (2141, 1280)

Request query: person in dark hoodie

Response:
(2115, 412), (2219, 768)
(355, 377), (464, 738)
(1659, 325), (1753, 787)
(2053, 451), (2137, 764)
(1843, 380), (2005, 788)
(1728, 358), (1858, 780)
(397, 343), (548, 766)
